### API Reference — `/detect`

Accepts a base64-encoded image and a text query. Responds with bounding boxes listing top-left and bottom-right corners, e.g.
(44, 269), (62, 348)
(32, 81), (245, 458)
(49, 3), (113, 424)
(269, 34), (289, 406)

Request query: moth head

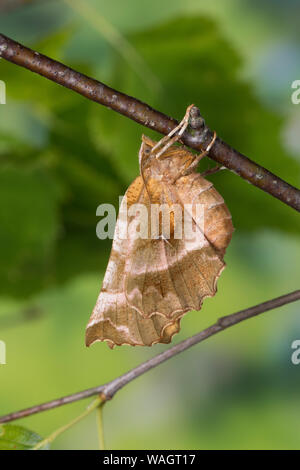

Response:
(140, 134), (195, 180)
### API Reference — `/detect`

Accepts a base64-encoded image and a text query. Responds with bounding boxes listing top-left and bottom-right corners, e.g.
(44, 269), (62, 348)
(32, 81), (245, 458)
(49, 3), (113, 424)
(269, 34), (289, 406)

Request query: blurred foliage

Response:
(0, 0), (299, 451)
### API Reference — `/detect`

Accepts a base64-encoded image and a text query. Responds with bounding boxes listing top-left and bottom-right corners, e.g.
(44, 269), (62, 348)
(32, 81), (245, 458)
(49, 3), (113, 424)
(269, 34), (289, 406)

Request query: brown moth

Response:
(86, 105), (233, 348)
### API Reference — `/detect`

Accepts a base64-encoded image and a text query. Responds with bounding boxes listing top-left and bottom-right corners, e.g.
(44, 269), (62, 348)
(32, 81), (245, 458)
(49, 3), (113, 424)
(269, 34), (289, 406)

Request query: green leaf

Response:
(0, 424), (48, 450)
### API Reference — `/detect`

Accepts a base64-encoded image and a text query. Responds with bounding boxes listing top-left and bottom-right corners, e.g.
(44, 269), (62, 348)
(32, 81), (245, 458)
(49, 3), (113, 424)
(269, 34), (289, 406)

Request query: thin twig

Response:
(0, 290), (299, 424)
(0, 33), (299, 211)
(96, 402), (106, 450)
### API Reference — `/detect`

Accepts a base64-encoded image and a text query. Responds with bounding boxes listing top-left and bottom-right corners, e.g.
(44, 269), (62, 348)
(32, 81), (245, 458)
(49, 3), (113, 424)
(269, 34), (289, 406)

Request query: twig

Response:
(0, 290), (299, 424)
(0, 33), (299, 211)
(96, 402), (106, 450)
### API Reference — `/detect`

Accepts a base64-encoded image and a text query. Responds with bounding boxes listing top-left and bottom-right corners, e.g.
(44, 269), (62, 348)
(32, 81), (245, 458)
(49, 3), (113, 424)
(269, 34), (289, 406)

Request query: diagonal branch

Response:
(0, 289), (299, 424)
(0, 33), (299, 211)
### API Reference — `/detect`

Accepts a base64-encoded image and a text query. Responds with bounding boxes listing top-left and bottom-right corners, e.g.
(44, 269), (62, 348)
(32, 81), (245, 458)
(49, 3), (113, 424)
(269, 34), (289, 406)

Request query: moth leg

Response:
(181, 131), (217, 176)
(151, 104), (194, 160)
(201, 165), (226, 178)
(160, 234), (174, 248)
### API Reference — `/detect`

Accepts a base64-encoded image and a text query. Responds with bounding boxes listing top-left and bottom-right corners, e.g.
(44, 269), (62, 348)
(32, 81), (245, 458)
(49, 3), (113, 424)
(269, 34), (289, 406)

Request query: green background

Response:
(0, 0), (300, 449)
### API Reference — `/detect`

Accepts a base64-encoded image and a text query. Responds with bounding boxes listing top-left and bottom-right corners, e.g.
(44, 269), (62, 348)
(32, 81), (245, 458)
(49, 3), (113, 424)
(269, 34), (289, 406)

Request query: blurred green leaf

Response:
(0, 424), (48, 450)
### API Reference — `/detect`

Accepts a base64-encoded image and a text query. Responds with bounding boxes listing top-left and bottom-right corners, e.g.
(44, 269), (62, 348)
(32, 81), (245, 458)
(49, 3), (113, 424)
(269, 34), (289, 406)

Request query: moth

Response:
(86, 105), (233, 348)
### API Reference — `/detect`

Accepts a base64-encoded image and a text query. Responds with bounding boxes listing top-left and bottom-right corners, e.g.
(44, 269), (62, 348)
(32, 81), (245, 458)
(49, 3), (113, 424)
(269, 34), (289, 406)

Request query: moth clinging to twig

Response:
(86, 105), (234, 348)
